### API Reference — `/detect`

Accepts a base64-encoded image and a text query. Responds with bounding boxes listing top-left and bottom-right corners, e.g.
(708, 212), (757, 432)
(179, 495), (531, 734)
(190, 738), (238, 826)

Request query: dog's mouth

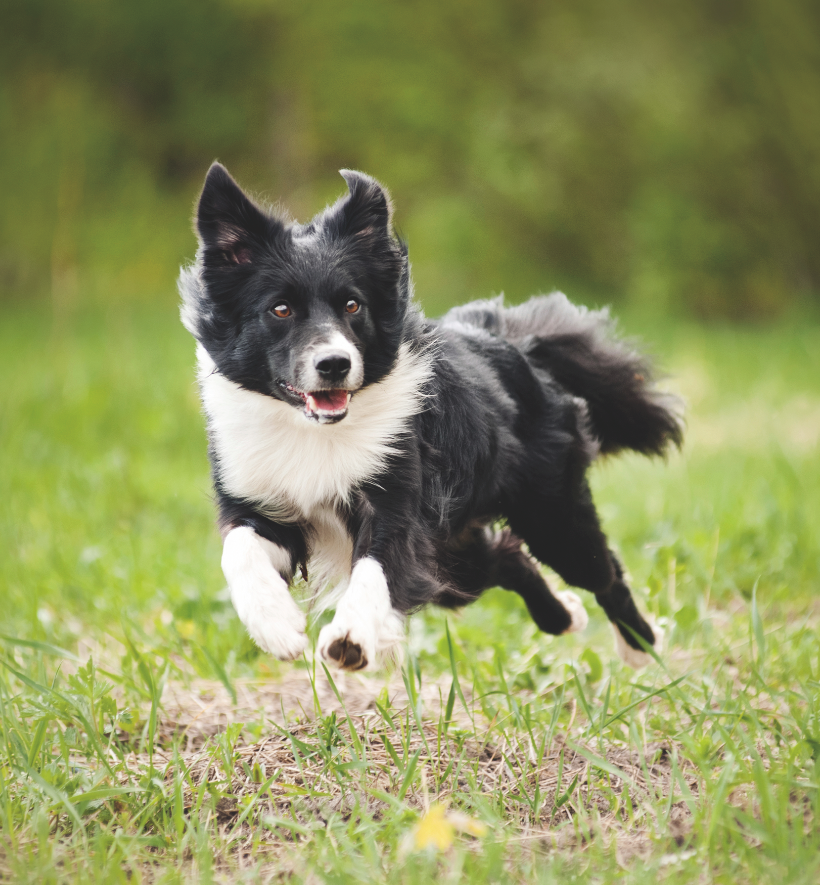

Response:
(280, 383), (352, 424)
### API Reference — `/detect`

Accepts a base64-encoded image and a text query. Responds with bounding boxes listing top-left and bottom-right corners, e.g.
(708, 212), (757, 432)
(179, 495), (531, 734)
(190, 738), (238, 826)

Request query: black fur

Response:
(180, 163), (683, 666)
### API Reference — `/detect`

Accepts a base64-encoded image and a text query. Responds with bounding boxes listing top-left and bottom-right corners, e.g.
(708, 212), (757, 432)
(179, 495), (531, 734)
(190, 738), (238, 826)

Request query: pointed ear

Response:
(196, 162), (275, 266)
(337, 170), (393, 239)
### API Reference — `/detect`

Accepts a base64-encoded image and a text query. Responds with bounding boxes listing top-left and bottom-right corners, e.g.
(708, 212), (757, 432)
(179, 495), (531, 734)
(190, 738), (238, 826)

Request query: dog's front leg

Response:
(317, 557), (405, 671)
(221, 525), (308, 661)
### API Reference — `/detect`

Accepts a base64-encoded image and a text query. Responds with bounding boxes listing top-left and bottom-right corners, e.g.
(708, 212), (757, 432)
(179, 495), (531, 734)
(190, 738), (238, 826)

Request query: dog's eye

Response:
(345, 299), (360, 314)
(272, 303), (292, 319)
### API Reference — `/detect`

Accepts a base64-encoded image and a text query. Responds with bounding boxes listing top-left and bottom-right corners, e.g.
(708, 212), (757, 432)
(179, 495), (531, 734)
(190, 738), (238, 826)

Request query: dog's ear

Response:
(336, 170), (393, 240)
(196, 162), (275, 266)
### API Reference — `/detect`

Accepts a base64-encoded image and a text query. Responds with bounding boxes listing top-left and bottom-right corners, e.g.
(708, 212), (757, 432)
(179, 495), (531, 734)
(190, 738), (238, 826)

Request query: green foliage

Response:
(2, 0), (820, 316)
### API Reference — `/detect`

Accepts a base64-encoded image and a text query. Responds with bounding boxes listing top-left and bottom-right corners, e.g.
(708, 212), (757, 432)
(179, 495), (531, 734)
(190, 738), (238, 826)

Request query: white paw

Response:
(222, 526), (308, 661)
(612, 620), (664, 669)
(557, 590), (589, 634)
(244, 591), (308, 660)
(318, 557), (405, 671)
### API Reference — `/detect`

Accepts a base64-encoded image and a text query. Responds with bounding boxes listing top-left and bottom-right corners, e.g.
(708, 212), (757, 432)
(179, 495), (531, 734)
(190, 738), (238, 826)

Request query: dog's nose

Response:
(314, 352), (351, 381)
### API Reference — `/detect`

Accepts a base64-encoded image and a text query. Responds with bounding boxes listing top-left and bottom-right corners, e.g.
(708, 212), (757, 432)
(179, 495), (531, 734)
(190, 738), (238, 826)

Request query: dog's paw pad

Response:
(325, 635), (368, 671)
(612, 621), (663, 669)
(557, 590), (588, 635)
(319, 626), (372, 671)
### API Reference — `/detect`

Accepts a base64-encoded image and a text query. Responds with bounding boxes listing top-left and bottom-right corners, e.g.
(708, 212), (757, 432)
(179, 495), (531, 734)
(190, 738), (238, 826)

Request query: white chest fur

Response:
(197, 342), (431, 524)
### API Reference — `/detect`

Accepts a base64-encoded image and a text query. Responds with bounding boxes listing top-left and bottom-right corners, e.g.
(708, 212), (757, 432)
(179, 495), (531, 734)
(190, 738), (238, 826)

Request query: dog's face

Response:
(187, 163), (409, 424)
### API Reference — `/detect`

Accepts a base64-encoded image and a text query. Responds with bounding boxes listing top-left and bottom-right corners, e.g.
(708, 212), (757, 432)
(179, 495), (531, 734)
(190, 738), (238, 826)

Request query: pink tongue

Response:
(307, 390), (349, 413)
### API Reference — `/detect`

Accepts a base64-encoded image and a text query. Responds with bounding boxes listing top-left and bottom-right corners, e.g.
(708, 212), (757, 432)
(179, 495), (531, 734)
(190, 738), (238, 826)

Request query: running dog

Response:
(179, 163), (682, 671)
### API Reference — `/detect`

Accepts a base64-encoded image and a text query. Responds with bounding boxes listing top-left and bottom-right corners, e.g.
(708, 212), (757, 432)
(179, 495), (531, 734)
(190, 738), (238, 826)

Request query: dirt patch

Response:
(159, 670), (456, 748)
(138, 674), (698, 864)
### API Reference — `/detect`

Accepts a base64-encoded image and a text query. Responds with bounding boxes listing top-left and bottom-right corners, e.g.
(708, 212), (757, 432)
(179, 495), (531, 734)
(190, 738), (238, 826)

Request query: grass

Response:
(0, 301), (819, 883)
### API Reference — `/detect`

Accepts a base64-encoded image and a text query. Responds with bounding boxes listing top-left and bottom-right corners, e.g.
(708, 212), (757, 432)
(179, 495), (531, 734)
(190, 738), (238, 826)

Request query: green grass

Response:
(1, 303), (819, 883)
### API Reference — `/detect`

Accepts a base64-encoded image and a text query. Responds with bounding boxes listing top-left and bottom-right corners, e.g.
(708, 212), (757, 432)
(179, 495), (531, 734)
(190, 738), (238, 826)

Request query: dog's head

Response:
(180, 163), (410, 424)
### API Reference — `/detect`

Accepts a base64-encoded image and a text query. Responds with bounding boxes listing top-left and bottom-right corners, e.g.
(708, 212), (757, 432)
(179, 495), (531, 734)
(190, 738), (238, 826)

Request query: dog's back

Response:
(441, 292), (683, 457)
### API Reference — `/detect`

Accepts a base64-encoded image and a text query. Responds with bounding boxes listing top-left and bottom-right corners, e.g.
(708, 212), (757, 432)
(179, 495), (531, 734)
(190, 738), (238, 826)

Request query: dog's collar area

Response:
(279, 381), (352, 423)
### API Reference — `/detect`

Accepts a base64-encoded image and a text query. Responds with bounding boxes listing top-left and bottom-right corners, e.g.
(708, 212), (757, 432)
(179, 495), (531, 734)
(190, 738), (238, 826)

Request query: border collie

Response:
(179, 163), (682, 671)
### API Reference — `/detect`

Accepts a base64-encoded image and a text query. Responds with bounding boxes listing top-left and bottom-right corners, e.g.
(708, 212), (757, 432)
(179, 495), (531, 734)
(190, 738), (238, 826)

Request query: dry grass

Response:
(132, 673), (698, 871)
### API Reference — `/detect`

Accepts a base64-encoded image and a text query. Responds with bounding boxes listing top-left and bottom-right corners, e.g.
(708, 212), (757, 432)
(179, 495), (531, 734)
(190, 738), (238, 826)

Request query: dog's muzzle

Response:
(280, 341), (362, 424)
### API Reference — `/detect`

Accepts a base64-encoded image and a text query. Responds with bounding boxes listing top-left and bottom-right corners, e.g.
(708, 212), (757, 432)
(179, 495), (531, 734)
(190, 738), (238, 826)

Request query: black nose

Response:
(314, 352), (351, 380)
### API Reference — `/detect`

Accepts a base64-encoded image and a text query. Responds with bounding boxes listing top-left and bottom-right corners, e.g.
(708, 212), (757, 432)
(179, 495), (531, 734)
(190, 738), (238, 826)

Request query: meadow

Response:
(1, 302), (819, 883)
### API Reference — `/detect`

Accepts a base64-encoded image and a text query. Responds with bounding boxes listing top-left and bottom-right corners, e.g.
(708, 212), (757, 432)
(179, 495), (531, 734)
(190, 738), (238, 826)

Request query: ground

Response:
(1, 304), (819, 884)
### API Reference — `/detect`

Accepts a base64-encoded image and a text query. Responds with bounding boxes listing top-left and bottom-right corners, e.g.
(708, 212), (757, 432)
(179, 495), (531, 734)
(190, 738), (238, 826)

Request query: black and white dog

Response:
(179, 163), (682, 671)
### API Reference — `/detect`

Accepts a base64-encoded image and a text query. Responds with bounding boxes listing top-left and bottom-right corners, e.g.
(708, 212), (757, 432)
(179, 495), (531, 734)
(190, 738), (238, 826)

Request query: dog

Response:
(179, 163), (682, 672)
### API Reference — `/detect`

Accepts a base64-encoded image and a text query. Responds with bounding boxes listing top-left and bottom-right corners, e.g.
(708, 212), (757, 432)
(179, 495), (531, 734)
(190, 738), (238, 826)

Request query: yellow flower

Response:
(415, 804), (455, 851)
(413, 803), (487, 852)
(175, 619), (196, 639)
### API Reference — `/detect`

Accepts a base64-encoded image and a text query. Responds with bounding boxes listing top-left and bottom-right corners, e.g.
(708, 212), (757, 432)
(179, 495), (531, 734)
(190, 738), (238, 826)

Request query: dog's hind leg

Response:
(509, 481), (661, 667)
(437, 527), (588, 637)
(492, 529), (589, 636)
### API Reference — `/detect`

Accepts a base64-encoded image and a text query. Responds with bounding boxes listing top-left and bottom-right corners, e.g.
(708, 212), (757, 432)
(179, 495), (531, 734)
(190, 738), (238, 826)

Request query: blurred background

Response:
(3, 0), (820, 320)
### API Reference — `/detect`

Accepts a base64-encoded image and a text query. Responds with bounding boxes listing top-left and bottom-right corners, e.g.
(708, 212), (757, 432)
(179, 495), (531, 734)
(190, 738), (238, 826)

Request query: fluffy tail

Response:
(443, 293), (684, 456)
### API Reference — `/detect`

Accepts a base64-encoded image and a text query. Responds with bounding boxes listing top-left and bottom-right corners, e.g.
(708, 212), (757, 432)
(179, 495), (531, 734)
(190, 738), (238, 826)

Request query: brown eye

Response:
(345, 299), (360, 314)
(272, 303), (291, 318)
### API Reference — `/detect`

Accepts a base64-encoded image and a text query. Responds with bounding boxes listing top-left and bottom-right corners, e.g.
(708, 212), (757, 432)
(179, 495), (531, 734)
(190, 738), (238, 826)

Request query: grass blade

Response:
(0, 635), (80, 662)
(398, 747), (422, 801)
(751, 579), (766, 670)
